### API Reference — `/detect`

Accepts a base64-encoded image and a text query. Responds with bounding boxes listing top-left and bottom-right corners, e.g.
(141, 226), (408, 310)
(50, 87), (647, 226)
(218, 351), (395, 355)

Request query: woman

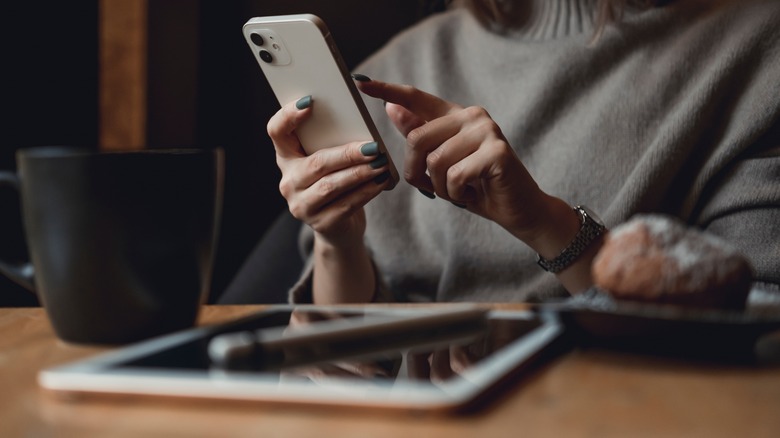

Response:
(264, 0), (780, 305)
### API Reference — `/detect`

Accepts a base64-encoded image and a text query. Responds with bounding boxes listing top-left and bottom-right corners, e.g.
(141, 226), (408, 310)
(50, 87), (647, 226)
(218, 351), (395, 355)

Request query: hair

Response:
(592, 0), (662, 41)
(425, 0), (665, 41)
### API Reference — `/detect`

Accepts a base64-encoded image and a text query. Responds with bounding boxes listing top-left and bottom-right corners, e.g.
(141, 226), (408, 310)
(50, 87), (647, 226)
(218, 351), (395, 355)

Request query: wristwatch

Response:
(537, 205), (606, 274)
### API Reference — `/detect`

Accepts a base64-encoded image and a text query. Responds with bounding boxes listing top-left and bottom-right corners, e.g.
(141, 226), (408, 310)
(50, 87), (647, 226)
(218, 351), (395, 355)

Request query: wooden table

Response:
(1, 305), (779, 438)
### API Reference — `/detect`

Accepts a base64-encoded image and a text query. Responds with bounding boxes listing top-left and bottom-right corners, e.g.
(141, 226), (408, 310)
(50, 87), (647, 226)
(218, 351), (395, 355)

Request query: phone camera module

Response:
(250, 33), (264, 46)
(259, 50), (273, 63)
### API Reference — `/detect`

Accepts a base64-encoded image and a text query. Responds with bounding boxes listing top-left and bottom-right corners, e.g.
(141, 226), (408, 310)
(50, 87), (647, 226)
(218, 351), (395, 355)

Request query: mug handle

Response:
(0, 171), (36, 291)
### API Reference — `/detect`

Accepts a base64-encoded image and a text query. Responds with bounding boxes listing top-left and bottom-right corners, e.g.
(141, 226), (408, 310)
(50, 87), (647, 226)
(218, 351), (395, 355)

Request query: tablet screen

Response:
(40, 306), (564, 413)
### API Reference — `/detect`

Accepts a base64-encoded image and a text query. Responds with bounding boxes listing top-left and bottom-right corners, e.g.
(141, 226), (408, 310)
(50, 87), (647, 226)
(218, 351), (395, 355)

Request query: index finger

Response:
(357, 80), (460, 122)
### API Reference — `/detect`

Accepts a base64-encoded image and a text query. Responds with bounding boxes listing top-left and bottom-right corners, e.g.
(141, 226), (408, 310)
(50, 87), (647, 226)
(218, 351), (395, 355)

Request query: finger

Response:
(405, 352), (431, 380)
(385, 102), (425, 137)
(267, 96), (313, 159)
(332, 361), (390, 378)
(306, 178), (389, 234)
(286, 140), (387, 190)
(407, 114), (476, 199)
(404, 118), (459, 192)
(444, 138), (515, 203)
(357, 80), (460, 122)
(428, 349), (454, 384)
(449, 346), (474, 375)
(289, 168), (391, 229)
(299, 364), (358, 382)
(426, 138), (472, 202)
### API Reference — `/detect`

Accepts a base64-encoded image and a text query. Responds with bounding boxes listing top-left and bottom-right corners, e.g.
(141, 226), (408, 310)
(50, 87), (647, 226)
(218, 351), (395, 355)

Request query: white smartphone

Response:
(243, 14), (399, 188)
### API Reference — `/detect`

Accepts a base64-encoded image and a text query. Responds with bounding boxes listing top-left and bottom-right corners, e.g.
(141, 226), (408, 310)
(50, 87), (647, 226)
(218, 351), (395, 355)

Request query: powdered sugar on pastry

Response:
(592, 215), (753, 309)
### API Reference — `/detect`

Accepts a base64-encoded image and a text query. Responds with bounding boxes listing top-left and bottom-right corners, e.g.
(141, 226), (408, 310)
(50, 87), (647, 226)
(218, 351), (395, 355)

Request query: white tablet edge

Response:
(38, 306), (564, 411)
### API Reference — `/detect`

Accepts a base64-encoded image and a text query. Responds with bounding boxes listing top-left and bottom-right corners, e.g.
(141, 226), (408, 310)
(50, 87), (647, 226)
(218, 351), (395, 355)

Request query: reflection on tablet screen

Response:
(119, 309), (540, 386)
(39, 307), (564, 413)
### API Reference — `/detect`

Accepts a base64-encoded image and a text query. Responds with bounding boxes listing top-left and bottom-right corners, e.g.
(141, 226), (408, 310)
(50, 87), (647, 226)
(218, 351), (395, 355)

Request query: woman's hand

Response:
(267, 96), (393, 303)
(266, 96), (393, 248)
(357, 79), (597, 292)
(356, 80), (560, 243)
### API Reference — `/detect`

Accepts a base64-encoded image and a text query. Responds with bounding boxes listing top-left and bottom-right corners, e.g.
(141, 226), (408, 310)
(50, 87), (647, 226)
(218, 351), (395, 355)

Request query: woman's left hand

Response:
(356, 79), (554, 242)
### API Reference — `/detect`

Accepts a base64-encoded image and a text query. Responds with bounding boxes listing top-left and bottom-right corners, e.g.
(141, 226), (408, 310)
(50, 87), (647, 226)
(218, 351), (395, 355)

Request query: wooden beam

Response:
(98, 0), (147, 150)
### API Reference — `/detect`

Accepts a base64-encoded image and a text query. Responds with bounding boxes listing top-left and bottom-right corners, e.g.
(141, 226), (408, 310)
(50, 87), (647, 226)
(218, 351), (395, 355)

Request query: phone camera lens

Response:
(259, 50), (273, 63)
(250, 33), (264, 46)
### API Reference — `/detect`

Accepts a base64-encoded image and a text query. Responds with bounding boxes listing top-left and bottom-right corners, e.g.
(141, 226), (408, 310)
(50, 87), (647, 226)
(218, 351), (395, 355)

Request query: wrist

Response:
(510, 195), (582, 259)
(314, 232), (367, 262)
(312, 232), (375, 304)
(537, 205), (607, 274)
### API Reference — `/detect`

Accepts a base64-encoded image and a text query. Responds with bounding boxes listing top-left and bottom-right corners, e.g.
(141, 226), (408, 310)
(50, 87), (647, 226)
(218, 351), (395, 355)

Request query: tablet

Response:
(39, 305), (565, 414)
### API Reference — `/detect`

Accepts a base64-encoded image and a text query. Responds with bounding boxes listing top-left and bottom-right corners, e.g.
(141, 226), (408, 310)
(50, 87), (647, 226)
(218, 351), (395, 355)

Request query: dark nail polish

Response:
(369, 154), (388, 169)
(360, 141), (379, 156)
(373, 171), (390, 184)
(351, 73), (371, 82)
(295, 95), (312, 110)
(451, 202), (467, 209)
(418, 188), (436, 199)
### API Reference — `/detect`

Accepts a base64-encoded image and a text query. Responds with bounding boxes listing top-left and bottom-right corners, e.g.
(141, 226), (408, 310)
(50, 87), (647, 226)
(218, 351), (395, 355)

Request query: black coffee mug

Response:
(0, 147), (223, 344)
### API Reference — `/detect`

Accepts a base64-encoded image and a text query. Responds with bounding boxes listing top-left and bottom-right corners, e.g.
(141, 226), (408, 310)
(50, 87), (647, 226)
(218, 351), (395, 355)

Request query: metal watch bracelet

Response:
(536, 205), (606, 274)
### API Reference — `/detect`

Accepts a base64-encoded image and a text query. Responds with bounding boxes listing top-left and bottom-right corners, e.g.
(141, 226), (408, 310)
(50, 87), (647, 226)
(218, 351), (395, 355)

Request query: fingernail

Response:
(351, 73), (371, 82)
(369, 154), (388, 169)
(295, 95), (312, 110)
(451, 202), (467, 209)
(373, 171), (390, 184)
(360, 141), (379, 156)
(418, 188), (436, 199)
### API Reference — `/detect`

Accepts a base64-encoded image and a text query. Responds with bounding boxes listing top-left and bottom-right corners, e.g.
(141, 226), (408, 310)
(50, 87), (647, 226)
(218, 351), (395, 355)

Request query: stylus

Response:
(208, 309), (489, 371)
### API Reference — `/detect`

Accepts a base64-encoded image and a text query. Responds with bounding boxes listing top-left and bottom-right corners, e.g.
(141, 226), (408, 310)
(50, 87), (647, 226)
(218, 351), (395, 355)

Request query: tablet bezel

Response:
(38, 305), (565, 413)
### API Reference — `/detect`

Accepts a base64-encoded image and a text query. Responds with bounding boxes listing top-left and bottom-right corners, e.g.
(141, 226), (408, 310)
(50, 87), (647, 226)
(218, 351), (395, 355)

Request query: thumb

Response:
(385, 102), (426, 137)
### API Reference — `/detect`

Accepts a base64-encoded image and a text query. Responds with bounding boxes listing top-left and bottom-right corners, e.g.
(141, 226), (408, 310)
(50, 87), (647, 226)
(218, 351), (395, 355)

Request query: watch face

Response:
(579, 205), (605, 227)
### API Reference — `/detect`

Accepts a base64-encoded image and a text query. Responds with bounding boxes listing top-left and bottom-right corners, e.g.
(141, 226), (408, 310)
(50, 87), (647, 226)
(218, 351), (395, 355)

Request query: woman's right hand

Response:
(266, 96), (393, 248)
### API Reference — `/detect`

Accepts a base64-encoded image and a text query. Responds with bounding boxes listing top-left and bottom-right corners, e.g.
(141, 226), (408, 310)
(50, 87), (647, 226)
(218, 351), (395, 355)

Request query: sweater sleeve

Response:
(696, 138), (780, 288)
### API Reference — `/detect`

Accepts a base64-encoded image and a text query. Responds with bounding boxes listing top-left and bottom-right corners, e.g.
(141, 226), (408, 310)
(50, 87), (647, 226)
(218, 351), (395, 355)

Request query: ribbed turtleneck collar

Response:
(476, 0), (598, 40)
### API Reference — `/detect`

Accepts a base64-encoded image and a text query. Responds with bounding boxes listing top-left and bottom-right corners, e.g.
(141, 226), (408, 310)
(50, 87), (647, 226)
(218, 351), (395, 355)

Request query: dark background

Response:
(1, 1), (435, 306)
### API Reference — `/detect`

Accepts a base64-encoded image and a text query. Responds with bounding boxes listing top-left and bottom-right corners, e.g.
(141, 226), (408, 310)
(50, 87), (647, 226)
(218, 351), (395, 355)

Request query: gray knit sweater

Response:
(292, 0), (780, 303)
